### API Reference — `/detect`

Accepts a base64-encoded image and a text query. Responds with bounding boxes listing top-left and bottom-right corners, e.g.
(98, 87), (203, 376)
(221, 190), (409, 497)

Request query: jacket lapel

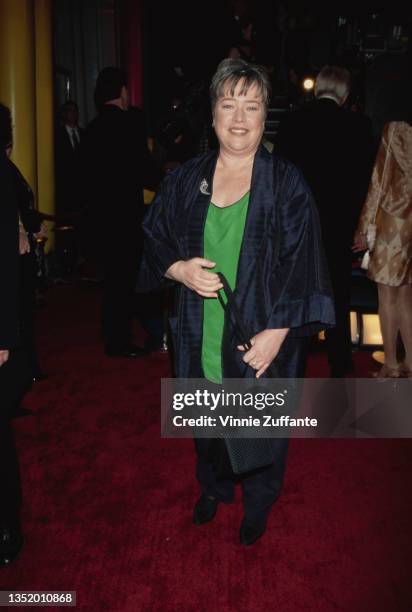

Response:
(185, 151), (218, 259)
(236, 146), (274, 294)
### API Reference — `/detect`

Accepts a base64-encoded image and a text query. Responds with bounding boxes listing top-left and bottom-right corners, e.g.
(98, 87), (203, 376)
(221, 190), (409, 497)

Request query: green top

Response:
(201, 191), (250, 383)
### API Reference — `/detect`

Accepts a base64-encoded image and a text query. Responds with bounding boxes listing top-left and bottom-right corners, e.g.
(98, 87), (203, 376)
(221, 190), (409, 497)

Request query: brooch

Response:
(199, 179), (211, 195)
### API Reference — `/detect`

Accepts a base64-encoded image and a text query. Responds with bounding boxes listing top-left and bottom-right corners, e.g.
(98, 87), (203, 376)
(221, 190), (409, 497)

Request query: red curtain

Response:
(119, 0), (143, 108)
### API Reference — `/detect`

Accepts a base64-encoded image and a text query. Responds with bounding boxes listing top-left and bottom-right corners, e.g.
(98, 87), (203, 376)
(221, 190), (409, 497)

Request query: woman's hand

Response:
(352, 230), (368, 253)
(33, 221), (48, 240)
(238, 328), (289, 378)
(0, 350), (10, 367)
(166, 258), (223, 298)
(19, 226), (30, 255)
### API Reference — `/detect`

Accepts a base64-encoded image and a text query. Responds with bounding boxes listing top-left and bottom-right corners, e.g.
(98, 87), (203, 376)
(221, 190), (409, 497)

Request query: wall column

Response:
(0, 0), (37, 194)
(34, 0), (55, 221)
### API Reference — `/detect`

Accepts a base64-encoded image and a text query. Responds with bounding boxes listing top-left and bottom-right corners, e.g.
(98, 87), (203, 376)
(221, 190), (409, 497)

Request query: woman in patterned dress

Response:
(353, 120), (412, 377)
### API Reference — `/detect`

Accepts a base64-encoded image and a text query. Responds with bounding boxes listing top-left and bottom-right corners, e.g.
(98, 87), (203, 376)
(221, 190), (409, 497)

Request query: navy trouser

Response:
(195, 437), (289, 525)
(194, 336), (308, 525)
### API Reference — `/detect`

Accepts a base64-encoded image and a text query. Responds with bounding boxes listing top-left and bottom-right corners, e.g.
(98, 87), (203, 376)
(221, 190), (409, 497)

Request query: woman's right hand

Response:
(166, 258), (223, 298)
(352, 230), (368, 253)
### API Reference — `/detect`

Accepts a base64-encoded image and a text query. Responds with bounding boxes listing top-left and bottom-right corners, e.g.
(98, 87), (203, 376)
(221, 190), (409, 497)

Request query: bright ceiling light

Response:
(303, 77), (315, 91)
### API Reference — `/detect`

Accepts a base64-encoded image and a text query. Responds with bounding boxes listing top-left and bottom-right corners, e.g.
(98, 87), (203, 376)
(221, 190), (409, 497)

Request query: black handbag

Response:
(215, 272), (278, 475)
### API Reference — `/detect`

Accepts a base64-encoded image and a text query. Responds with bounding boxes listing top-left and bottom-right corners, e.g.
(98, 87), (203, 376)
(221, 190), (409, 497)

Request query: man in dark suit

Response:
(276, 65), (374, 376)
(0, 104), (31, 565)
(82, 67), (160, 357)
(55, 100), (84, 220)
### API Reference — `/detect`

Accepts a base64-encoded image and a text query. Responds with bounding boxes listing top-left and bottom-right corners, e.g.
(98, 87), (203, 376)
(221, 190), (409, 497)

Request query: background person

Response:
(82, 67), (160, 358)
(276, 65), (374, 377)
(353, 118), (412, 378)
(228, 15), (256, 61)
(1, 103), (46, 385)
(55, 100), (83, 220)
(0, 106), (32, 565)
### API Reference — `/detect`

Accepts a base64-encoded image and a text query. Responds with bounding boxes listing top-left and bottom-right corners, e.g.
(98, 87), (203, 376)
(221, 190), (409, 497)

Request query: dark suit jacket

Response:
(139, 146), (335, 378)
(55, 125), (84, 218)
(275, 98), (374, 259)
(0, 152), (20, 350)
(82, 105), (160, 247)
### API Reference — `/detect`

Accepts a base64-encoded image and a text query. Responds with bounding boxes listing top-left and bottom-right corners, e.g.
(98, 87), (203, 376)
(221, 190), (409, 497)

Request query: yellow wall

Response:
(35, 0), (55, 221)
(0, 0), (37, 193)
(0, 0), (55, 247)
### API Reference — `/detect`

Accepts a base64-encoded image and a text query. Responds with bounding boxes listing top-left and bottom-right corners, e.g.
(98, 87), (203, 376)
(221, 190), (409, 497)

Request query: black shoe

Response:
(12, 405), (33, 419)
(193, 495), (219, 525)
(105, 345), (147, 358)
(144, 337), (166, 353)
(32, 371), (48, 383)
(239, 518), (267, 546)
(0, 527), (24, 566)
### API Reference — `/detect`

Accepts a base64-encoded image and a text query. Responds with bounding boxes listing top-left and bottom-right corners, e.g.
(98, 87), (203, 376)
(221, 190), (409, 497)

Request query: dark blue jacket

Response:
(139, 145), (334, 378)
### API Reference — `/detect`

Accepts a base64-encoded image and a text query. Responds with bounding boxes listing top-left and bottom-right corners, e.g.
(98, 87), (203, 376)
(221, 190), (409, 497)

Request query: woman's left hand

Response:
(237, 328), (289, 378)
(19, 227), (30, 255)
(33, 221), (48, 240)
(0, 349), (9, 367)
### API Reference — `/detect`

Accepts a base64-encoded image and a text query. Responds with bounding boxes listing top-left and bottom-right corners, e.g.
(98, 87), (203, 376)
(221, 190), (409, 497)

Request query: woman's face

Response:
(213, 80), (265, 156)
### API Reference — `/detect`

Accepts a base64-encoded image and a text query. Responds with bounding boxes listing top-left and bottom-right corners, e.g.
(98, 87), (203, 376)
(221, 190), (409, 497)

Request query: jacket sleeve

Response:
(266, 164), (335, 336)
(0, 156), (20, 349)
(137, 171), (182, 292)
(357, 123), (393, 235)
(21, 208), (41, 235)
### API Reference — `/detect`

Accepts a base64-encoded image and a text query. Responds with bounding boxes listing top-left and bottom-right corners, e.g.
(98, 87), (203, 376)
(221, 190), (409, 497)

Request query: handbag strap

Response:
(217, 272), (252, 351)
(372, 123), (395, 223)
(216, 272), (280, 377)
(214, 158), (282, 371)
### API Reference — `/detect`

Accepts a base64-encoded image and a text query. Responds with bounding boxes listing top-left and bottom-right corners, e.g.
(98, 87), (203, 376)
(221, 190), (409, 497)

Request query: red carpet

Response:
(1, 283), (412, 611)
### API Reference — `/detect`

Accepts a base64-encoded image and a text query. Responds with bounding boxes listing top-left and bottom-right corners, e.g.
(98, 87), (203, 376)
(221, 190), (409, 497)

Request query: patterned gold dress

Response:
(358, 121), (412, 286)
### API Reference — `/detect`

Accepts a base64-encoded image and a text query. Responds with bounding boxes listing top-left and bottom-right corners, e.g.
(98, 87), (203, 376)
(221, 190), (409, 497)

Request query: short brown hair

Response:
(210, 58), (271, 113)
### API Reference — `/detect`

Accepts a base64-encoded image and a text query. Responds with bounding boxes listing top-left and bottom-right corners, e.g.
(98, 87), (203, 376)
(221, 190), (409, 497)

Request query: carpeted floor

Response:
(1, 283), (412, 611)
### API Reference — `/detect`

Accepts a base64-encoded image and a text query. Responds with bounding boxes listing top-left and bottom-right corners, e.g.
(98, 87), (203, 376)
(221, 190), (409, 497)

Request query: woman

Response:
(354, 120), (412, 378)
(139, 59), (334, 545)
